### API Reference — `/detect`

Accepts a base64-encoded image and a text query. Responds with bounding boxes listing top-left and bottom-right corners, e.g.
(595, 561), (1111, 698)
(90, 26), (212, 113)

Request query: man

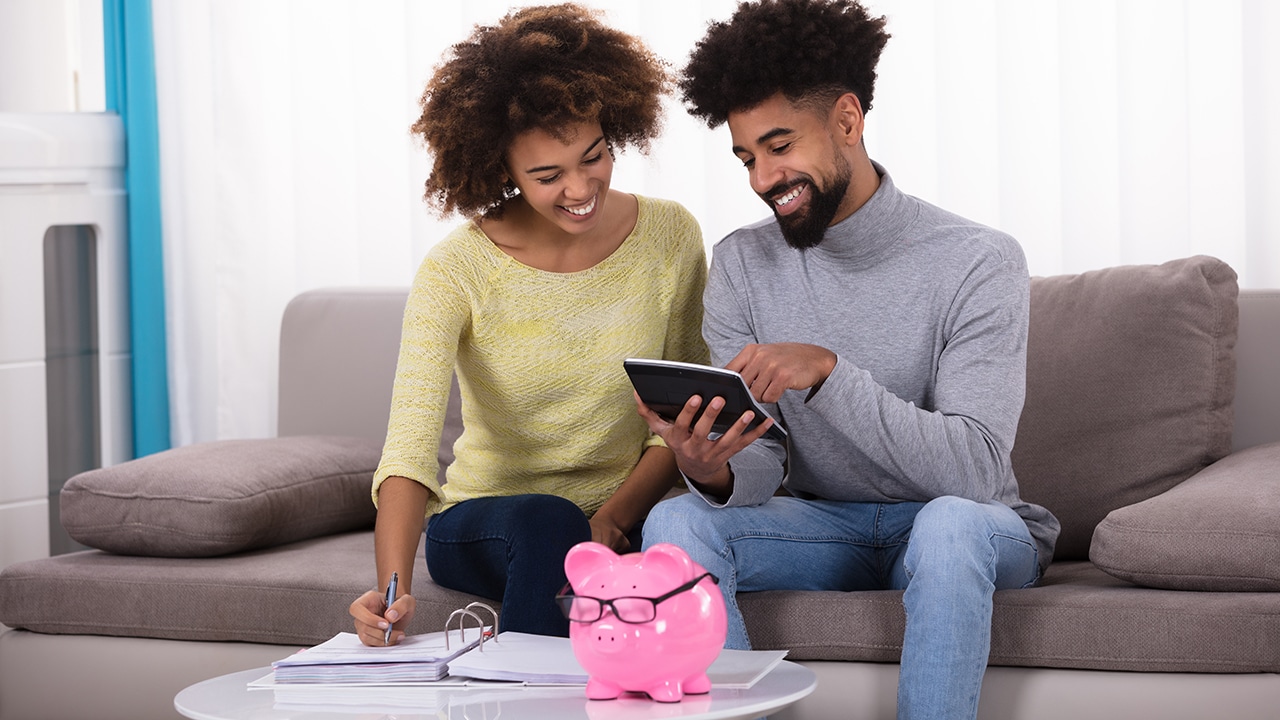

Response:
(636, 1), (1060, 718)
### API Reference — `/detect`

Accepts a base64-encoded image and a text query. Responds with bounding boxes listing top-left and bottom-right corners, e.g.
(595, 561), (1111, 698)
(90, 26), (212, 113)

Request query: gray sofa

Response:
(2, 255), (1278, 720)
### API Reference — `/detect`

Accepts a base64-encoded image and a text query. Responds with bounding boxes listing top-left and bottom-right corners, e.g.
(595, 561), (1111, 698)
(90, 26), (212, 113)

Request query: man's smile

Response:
(769, 182), (810, 216)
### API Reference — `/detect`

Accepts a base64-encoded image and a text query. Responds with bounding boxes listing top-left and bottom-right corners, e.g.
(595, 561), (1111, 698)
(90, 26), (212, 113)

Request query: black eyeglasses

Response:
(555, 572), (719, 624)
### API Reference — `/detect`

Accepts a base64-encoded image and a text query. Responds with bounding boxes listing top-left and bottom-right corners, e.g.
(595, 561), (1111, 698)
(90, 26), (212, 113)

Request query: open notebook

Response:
(259, 629), (785, 690)
(444, 631), (787, 688)
(270, 628), (488, 683)
(270, 600), (497, 683)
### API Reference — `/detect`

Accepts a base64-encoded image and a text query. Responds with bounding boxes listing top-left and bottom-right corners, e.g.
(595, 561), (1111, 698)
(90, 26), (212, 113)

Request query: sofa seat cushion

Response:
(0, 532), (485, 646)
(739, 561), (1280, 673)
(5, 544), (1277, 673)
(1091, 441), (1280, 591)
(60, 436), (382, 557)
(1012, 256), (1239, 560)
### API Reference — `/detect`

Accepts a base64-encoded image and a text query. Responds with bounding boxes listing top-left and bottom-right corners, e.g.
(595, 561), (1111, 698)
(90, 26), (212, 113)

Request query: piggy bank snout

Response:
(586, 621), (635, 655)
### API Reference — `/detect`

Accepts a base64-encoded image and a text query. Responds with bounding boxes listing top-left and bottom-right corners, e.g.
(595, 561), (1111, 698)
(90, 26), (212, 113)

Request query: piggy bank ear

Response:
(564, 541), (619, 587)
(639, 543), (699, 582)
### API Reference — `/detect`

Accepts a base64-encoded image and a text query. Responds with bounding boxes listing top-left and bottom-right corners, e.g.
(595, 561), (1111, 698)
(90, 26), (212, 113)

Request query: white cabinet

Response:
(0, 113), (132, 567)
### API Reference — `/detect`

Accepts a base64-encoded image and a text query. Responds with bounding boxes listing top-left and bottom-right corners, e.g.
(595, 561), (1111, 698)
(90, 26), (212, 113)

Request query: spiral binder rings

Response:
(269, 602), (499, 684)
(444, 601), (499, 651)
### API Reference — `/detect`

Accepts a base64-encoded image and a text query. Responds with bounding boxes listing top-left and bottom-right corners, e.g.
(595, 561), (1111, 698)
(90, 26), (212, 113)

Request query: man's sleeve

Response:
(804, 253), (1029, 503)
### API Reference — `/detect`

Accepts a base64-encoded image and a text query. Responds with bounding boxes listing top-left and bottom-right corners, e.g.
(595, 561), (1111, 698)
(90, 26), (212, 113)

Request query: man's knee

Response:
(642, 493), (715, 549)
(905, 496), (997, 574)
(912, 496), (990, 543)
(906, 496), (1038, 591)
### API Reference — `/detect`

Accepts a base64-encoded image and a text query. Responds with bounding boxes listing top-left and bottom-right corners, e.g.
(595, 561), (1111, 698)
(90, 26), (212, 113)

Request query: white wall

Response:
(0, 0), (104, 113)
(1, 0), (1276, 451)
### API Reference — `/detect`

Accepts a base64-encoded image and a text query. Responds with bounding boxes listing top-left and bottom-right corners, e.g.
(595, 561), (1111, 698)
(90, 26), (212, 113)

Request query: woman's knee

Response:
(500, 494), (591, 548)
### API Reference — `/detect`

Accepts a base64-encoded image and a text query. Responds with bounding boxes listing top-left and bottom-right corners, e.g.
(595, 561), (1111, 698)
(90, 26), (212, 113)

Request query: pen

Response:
(383, 571), (398, 645)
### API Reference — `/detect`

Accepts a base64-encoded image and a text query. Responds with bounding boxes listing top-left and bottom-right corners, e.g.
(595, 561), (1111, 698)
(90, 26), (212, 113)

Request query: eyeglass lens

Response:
(560, 596), (656, 623)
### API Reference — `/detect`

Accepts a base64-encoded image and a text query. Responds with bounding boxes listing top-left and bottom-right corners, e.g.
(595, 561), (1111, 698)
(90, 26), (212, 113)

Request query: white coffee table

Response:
(175, 661), (816, 720)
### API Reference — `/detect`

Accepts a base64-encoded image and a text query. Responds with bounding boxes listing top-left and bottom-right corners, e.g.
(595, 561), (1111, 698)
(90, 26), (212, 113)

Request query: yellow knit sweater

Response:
(373, 195), (708, 518)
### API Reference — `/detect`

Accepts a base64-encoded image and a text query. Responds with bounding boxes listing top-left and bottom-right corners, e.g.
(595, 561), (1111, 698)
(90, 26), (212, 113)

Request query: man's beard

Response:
(768, 155), (853, 250)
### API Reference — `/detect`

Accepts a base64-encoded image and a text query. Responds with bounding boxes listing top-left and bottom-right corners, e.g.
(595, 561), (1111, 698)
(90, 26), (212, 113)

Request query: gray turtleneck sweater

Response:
(700, 164), (1060, 570)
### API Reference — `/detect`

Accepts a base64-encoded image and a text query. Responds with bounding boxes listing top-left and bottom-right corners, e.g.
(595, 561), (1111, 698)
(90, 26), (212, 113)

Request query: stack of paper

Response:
(445, 632), (588, 684)
(263, 629), (787, 692)
(271, 629), (487, 683)
(445, 632), (787, 689)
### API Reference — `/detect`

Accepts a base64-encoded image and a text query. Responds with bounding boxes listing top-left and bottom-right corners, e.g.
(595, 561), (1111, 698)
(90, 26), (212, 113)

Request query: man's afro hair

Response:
(681, 0), (890, 127)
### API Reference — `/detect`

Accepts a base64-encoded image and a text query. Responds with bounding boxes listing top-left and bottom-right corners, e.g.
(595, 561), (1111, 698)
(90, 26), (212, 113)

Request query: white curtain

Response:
(151, 0), (1280, 447)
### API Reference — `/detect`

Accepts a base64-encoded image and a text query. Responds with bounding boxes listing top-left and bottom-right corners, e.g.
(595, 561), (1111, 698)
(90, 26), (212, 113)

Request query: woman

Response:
(349, 3), (708, 645)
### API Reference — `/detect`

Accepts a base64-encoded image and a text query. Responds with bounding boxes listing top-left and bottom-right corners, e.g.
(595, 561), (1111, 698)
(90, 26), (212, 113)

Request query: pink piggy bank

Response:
(561, 541), (727, 702)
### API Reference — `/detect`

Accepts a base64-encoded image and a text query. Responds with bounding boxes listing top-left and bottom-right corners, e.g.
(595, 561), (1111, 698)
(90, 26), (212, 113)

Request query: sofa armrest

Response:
(61, 436), (382, 557)
(1089, 441), (1280, 591)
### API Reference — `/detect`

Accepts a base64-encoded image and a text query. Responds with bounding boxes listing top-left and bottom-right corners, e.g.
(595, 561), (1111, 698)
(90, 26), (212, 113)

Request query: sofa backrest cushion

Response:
(60, 436), (382, 557)
(276, 287), (461, 488)
(1090, 440), (1280, 591)
(1232, 290), (1280, 452)
(278, 288), (409, 441)
(1011, 255), (1238, 560)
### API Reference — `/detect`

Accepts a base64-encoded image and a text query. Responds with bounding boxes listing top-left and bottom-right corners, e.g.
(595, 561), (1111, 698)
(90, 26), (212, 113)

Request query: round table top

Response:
(175, 661), (816, 720)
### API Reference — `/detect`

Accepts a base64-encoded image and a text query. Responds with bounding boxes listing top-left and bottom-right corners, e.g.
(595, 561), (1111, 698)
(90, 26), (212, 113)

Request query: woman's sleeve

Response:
(663, 205), (710, 366)
(371, 245), (472, 517)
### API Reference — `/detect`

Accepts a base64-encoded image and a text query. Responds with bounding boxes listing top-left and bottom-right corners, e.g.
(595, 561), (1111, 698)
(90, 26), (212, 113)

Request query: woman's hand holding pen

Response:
(350, 587), (416, 647)
(359, 476), (429, 646)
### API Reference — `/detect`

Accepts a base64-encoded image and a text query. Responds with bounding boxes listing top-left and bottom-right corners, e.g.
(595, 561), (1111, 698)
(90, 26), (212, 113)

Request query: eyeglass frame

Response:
(555, 572), (720, 624)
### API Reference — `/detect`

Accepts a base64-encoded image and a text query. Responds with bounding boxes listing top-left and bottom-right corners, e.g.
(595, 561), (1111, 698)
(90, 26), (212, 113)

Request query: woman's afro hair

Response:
(681, 0), (890, 127)
(412, 3), (671, 218)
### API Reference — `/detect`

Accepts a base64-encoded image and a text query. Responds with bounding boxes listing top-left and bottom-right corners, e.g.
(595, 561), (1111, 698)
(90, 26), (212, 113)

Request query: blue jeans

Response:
(426, 494), (594, 637)
(642, 494), (1040, 720)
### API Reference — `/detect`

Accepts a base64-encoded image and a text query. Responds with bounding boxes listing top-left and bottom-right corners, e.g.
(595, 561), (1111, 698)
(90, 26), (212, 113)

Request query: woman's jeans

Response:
(426, 494), (593, 637)
(642, 494), (1040, 720)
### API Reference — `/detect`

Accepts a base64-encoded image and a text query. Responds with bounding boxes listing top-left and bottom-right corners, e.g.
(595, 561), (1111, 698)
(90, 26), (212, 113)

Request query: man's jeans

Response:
(642, 494), (1040, 720)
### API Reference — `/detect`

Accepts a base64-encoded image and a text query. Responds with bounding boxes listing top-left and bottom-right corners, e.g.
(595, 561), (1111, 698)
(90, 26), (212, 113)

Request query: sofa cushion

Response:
(1090, 441), (1280, 591)
(1012, 256), (1238, 560)
(0, 532), (477, 646)
(738, 561), (1280, 672)
(6, 541), (1278, 673)
(60, 436), (382, 557)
